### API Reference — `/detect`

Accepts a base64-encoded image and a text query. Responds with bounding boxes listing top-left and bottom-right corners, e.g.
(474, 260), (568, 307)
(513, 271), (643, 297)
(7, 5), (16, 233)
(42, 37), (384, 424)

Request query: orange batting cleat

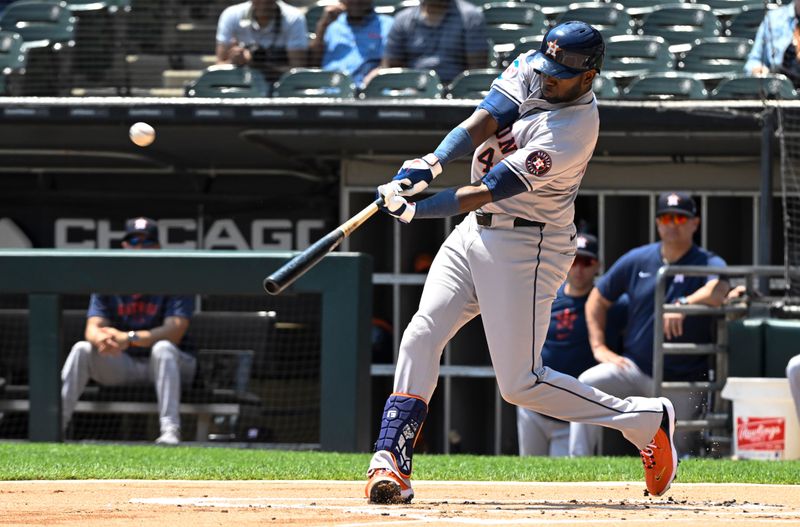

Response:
(365, 468), (414, 504)
(640, 397), (678, 497)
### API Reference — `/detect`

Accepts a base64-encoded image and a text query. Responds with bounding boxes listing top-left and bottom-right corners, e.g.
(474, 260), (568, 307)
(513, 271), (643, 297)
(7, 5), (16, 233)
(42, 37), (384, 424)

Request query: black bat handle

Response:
(263, 229), (345, 295)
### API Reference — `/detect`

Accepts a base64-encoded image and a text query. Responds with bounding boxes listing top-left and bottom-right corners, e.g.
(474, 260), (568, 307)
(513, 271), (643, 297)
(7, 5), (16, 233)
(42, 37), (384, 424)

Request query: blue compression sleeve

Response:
(482, 162), (528, 202)
(414, 188), (461, 219)
(476, 89), (519, 130)
(433, 127), (473, 165)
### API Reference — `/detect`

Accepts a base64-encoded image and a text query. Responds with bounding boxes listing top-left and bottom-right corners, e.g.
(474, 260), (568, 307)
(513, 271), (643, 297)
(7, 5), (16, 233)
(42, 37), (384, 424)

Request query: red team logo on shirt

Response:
(525, 150), (552, 176)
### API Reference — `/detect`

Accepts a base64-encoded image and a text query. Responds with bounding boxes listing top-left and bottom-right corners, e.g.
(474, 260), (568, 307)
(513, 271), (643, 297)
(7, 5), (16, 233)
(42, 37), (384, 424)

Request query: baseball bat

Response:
(263, 197), (382, 295)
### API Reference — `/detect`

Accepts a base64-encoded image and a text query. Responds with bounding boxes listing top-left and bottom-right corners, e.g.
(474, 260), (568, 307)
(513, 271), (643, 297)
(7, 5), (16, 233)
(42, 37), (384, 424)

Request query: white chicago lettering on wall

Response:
(54, 218), (326, 250)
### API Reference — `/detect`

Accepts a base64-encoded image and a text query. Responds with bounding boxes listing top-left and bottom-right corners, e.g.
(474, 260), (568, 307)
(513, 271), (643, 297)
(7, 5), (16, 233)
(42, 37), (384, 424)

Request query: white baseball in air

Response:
(129, 122), (155, 147)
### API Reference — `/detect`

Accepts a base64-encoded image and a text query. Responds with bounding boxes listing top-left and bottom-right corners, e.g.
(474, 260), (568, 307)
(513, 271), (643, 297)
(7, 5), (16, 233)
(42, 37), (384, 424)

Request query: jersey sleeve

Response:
(164, 295), (195, 319)
(216, 6), (236, 44)
(285, 10), (309, 50)
(86, 294), (112, 320)
(596, 252), (636, 303)
(704, 254), (728, 283)
(488, 53), (533, 109)
(498, 125), (588, 194)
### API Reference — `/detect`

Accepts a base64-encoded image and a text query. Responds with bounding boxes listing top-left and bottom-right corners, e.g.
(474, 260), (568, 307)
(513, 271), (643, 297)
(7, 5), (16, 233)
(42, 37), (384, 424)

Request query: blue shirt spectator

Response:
(744, 0), (800, 85)
(310, 0), (393, 88)
(216, 0), (308, 80)
(591, 192), (729, 381)
(596, 242), (726, 379)
(87, 294), (195, 354)
(572, 194), (730, 457)
(61, 217), (197, 446)
(543, 284), (627, 379)
(381, 0), (488, 84)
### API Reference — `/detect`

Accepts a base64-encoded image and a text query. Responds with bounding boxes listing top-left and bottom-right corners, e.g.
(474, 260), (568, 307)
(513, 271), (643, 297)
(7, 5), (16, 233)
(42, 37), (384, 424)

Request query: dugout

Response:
(0, 96), (794, 455)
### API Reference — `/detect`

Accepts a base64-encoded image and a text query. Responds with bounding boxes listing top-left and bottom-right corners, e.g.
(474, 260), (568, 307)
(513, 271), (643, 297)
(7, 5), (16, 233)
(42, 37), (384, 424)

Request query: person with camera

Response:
(216, 0), (309, 83)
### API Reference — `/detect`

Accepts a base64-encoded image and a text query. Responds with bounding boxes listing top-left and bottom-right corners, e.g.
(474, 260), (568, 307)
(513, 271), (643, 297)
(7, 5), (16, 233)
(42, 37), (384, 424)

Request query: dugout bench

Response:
(0, 309), (274, 441)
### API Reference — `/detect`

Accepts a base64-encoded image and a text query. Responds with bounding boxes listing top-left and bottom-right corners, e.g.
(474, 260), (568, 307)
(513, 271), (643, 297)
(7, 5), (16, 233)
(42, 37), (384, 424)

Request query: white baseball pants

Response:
(61, 340), (196, 434)
(392, 212), (664, 453)
(569, 361), (705, 456)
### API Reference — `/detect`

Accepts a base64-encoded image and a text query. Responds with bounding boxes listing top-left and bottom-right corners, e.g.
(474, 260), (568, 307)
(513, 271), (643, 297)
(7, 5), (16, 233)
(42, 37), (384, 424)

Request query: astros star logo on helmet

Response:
(667, 193), (680, 207)
(546, 39), (560, 58)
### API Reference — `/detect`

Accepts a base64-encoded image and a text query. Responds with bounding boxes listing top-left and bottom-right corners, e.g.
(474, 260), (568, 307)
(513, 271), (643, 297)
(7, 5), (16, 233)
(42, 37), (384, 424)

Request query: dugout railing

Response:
(0, 250), (372, 451)
(652, 264), (796, 454)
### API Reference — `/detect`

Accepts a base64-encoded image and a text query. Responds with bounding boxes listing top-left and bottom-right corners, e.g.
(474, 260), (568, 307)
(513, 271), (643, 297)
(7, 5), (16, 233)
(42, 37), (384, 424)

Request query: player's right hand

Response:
(392, 153), (442, 196)
(377, 193), (416, 223)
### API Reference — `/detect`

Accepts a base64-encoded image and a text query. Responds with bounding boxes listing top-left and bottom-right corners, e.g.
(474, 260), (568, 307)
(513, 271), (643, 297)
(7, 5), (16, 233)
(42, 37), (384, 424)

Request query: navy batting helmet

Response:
(531, 21), (605, 79)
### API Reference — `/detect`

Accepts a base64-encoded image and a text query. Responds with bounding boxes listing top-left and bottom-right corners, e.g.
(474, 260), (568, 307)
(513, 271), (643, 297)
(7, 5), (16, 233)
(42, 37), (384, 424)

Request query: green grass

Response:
(1, 442), (799, 483)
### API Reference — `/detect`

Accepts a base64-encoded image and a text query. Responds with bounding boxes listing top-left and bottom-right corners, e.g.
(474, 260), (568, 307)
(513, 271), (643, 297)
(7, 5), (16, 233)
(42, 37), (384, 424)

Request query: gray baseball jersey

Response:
(471, 52), (599, 227)
(370, 52), (665, 482)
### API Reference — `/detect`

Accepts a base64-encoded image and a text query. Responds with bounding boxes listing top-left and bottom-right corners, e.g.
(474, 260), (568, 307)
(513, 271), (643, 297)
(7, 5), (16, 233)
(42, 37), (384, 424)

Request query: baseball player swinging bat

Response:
(263, 197), (383, 295)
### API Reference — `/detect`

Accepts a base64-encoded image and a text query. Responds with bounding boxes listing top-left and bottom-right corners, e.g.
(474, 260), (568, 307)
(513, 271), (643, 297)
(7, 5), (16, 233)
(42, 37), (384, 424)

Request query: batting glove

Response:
(392, 153), (442, 196)
(378, 194), (416, 223)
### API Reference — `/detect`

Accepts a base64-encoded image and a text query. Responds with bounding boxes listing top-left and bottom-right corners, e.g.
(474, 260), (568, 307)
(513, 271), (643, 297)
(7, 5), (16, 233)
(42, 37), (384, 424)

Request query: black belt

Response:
(475, 212), (545, 228)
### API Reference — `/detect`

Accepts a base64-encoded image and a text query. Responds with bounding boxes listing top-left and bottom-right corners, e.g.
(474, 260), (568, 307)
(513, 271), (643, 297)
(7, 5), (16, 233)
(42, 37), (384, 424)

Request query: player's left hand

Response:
(663, 312), (685, 340)
(378, 193), (416, 223)
(392, 154), (442, 197)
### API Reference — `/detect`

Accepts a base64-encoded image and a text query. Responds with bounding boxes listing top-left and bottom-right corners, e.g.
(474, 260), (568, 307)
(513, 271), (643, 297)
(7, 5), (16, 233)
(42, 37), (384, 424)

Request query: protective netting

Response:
(0, 292), (322, 446)
(778, 103), (800, 298)
(0, 0), (795, 98)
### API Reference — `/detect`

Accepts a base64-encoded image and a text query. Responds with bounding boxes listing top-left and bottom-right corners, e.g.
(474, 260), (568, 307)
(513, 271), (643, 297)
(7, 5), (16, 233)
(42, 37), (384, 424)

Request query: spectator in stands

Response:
(61, 217), (196, 446)
(309, 0), (393, 89)
(744, 0), (800, 87)
(788, 354), (800, 423)
(572, 192), (730, 457)
(377, 0), (488, 85)
(517, 234), (628, 457)
(216, 0), (308, 83)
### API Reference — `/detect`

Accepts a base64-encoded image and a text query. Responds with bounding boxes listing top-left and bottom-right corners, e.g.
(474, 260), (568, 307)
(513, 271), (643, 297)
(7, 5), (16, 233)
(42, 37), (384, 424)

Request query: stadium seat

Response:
(0, 31), (26, 95)
(677, 37), (753, 80)
(66, 0), (130, 91)
(518, 0), (571, 16)
(593, 73), (619, 99)
(613, 0), (662, 16)
(494, 35), (542, 68)
(710, 74), (798, 100)
(483, 3), (548, 55)
(697, 0), (764, 17)
(621, 72), (708, 100)
(556, 3), (634, 40)
(0, 0), (76, 50)
(185, 65), (270, 97)
(603, 35), (674, 78)
(0, 0), (76, 95)
(272, 68), (355, 98)
(640, 4), (723, 49)
(727, 6), (769, 40)
(0, 30), (26, 73)
(446, 68), (500, 99)
(65, 0), (131, 12)
(360, 67), (442, 98)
